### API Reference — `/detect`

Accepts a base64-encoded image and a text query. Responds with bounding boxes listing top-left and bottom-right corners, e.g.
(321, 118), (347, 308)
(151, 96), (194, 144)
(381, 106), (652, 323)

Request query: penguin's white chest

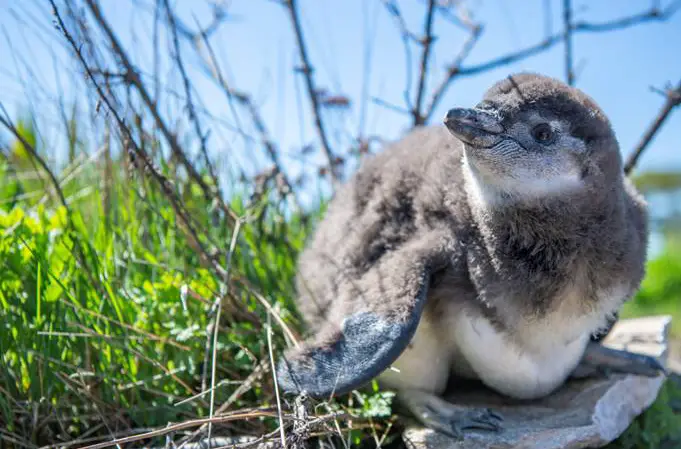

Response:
(450, 311), (590, 399)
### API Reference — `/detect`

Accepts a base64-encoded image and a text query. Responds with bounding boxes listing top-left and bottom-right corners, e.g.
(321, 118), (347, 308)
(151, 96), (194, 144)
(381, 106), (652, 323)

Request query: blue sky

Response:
(1, 0), (680, 185)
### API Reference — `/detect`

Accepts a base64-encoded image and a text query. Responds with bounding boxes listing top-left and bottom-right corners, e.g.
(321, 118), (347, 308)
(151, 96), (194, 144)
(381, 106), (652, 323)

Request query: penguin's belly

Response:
(450, 312), (590, 399)
(378, 311), (453, 395)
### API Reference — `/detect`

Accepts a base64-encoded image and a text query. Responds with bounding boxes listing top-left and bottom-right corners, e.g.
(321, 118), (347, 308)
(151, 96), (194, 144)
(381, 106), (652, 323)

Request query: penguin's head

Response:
(445, 73), (621, 205)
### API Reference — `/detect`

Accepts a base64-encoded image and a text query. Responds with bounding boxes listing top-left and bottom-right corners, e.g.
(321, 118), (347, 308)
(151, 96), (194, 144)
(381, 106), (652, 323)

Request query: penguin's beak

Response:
(444, 108), (504, 147)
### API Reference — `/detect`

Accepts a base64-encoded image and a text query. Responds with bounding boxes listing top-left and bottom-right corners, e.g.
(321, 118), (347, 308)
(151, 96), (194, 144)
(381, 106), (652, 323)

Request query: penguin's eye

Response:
(531, 123), (555, 144)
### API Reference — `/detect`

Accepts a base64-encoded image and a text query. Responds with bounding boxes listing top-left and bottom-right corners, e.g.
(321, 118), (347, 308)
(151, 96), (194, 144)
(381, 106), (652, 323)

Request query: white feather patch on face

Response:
(461, 113), (594, 208)
(506, 167), (583, 197)
(462, 147), (583, 208)
(462, 152), (500, 208)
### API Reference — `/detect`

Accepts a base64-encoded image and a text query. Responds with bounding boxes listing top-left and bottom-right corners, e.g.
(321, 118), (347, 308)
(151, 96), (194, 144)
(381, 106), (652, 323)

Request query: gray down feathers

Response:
(279, 72), (648, 396)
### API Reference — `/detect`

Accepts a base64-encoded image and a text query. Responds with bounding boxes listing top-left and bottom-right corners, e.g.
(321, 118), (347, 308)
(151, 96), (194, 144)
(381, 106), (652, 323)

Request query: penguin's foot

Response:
(571, 341), (667, 379)
(396, 389), (503, 439)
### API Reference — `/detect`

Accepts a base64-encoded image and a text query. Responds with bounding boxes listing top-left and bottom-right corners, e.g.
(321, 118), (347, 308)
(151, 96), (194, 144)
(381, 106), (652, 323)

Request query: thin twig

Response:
(208, 218), (243, 443)
(267, 312), (288, 449)
(39, 428), (156, 449)
(423, 1), (679, 122)
(371, 96), (411, 115)
(176, 359), (271, 449)
(0, 113), (67, 206)
(624, 80), (681, 174)
(191, 17), (250, 147)
(283, 0), (340, 186)
(164, 0), (221, 195)
(75, 410), (281, 449)
(0, 430), (37, 449)
(54, 286), (189, 352)
(358, 0), (378, 139)
(169, 4), (228, 41)
(50, 1), (230, 281)
(563, 0), (574, 85)
(434, 1), (478, 32)
(69, 322), (197, 396)
(232, 276), (301, 346)
(412, 0), (437, 126)
(423, 23), (482, 122)
(188, 23), (301, 208)
(381, 0), (417, 111)
(543, 0), (553, 37)
(572, 1), (681, 32)
(238, 93), (300, 205)
(83, 0), (239, 223)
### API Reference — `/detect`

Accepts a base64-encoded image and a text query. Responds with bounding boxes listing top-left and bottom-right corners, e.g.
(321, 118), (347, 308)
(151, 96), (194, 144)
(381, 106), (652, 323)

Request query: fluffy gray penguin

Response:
(276, 73), (664, 438)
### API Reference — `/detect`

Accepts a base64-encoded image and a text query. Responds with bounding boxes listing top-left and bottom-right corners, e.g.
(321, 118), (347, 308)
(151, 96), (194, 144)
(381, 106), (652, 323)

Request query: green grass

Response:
(608, 234), (681, 448)
(0, 122), (397, 448)
(605, 376), (681, 449)
(1, 120), (681, 448)
(620, 233), (681, 338)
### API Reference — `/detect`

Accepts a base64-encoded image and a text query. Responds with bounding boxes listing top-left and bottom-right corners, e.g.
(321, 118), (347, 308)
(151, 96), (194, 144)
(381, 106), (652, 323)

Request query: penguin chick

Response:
(276, 73), (664, 438)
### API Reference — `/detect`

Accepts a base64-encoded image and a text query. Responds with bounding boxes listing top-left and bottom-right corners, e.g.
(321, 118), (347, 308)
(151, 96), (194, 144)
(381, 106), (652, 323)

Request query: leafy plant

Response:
(1, 116), (680, 449)
(606, 377), (681, 449)
(0, 118), (317, 444)
(621, 232), (681, 337)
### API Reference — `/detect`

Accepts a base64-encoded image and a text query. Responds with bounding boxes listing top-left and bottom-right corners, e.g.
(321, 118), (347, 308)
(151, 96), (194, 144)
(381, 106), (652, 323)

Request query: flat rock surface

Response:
(403, 316), (671, 449)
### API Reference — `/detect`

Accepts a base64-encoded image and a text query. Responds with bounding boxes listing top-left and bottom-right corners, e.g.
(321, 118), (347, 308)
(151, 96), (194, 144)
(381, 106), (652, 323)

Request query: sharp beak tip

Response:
(443, 108), (468, 127)
(443, 107), (504, 139)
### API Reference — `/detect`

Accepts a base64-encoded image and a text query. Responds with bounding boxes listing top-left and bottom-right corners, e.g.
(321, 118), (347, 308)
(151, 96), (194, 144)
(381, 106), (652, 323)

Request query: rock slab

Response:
(403, 315), (671, 449)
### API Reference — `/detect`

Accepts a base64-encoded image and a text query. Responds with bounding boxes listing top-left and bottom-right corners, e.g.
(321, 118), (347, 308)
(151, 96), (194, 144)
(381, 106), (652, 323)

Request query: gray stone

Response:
(403, 315), (671, 449)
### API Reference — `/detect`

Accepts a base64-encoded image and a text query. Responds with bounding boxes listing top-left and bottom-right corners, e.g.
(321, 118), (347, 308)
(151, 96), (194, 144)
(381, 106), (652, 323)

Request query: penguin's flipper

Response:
(276, 231), (452, 399)
(275, 288), (428, 398)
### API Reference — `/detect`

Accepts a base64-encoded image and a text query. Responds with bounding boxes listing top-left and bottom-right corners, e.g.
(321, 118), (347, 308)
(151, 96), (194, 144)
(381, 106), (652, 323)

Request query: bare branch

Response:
(465, 37), (563, 77)
(371, 96), (411, 115)
(83, 0), (238, 223)
(381, 0), (420, 42)
(624, 80), (681, 175)
(164, 0), (220, 195)
(412, 0), (437, 126)
(380, 0), (416, 111)
(189, 27), (301, 208)
(572, 1), (681, 32)
(173, 4), (228, 41)
(424, 1), (678, 123)
(50, 0), (230, 280)
(77, 410), (281, 449)
(283, 0), (340, 186)
(191, 17), (251, 146)
(563, 0), (574, 86)
(434, 1), (478, 32)
(424, 23), (482, 123)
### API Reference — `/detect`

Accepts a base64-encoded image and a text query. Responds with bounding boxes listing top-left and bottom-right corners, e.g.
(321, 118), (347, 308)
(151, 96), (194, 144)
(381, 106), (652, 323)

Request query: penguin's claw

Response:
(397, 389), (503, 440)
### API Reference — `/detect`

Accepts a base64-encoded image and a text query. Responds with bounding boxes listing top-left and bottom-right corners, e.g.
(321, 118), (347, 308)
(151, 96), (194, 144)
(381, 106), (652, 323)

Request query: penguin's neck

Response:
(465, 192), (625, 342)
(463, 167), (628, 304)
(458, 164), (632, 344)
(463, 167), (621, 262)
